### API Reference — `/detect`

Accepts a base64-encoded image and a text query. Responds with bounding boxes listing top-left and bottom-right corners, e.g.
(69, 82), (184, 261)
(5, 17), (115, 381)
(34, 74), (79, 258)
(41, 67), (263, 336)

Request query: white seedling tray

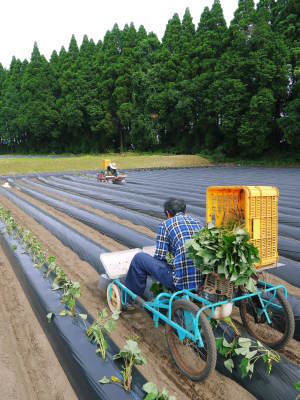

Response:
(100, 248), (141, 279)
(142, 245), (156, 257)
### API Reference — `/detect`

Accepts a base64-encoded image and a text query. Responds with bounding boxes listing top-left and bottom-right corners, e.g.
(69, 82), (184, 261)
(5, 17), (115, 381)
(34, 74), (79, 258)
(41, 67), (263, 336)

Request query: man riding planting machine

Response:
(101, 187), (294, 381)
(97, 159), (126, 184)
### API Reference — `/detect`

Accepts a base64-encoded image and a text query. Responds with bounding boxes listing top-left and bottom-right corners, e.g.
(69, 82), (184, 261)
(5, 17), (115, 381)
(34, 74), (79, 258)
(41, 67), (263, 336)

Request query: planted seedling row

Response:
(0, 204), (175, 400)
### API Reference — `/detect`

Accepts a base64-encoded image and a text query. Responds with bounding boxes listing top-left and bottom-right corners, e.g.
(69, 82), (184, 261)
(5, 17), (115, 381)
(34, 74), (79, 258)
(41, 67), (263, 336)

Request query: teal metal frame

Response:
(109, 279), (287, 350)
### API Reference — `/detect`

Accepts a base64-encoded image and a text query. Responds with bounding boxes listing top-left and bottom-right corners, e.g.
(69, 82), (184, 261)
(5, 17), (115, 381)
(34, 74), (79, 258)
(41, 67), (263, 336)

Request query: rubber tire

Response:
(165, 299), (217, 381)
(240, 289), (295, 350)
(106, 283), (122, 314)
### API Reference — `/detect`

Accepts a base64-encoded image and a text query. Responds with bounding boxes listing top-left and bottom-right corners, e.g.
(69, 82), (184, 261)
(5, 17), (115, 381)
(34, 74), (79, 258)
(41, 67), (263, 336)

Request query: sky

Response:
(1, 0), (243, 68)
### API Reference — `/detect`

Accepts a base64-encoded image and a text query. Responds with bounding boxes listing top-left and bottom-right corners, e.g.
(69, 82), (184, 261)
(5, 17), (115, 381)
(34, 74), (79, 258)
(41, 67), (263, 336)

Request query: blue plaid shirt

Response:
(154, 212), (203, 290)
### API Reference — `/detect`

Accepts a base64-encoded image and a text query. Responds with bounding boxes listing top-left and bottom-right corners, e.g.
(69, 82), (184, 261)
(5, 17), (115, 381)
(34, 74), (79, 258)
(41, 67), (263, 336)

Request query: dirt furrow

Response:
(0, 243), (76, 400)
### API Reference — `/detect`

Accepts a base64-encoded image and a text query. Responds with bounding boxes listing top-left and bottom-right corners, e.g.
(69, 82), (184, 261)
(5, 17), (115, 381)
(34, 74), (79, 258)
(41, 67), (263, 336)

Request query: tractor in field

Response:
(97, 159), (126, 184)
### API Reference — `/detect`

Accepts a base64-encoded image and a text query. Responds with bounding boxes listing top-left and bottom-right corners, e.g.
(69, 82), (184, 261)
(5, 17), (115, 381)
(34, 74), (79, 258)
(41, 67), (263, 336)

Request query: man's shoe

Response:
(123, 303), (136, 312)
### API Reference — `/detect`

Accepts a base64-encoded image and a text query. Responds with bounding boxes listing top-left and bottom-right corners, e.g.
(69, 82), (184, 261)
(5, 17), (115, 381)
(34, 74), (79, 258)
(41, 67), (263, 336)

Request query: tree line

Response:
(0, 0), (298, 158)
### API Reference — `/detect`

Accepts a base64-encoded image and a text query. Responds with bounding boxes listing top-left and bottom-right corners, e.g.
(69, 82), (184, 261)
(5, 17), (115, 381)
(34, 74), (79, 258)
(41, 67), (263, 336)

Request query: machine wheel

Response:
(239, 288), (295, 349)
(165, 300), (216, 381)
(106, 283), (122, 314)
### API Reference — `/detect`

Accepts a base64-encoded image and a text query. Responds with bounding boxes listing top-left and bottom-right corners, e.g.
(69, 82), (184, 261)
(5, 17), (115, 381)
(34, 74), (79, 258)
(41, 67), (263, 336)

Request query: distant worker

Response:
(106, 162), (119, 177)
(125, 199), (203, 307)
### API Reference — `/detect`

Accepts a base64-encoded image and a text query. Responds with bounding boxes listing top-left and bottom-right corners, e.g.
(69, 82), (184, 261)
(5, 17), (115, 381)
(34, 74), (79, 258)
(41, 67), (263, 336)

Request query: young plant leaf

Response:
(234, 347), (250, 356)
(145, 394), (157, 400)
(239, 358), (249, 379)
(245, 350), (258, 359)
(104, 319), (115, 332)
(47, 312), (54, 323)
(124, 339), (140, 355)
(294, 381), (300, 391)
(111, 376), (121, 383)
(238, 338), (252, 347)
(143, 382), (158, 395)
(99, 376), (110, 384)
(224, 358), (234, 373)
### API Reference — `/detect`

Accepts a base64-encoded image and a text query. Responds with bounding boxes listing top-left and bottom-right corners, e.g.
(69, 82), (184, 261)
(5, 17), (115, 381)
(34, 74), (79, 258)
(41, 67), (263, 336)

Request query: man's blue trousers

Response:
(125, 252), (175, 297)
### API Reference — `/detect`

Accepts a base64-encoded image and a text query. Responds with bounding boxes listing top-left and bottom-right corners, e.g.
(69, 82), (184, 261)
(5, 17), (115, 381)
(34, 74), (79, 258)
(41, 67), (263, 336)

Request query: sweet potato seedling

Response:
(143, 382), (177, 400)
(60, 280), (83, 318)
(86, 308), (119, 360)
(52, 266), (67, 290)
(45, 255), (57, 277)
(100, 339), (146, 391)
(113, 339), (146, 391)
(186, 226), (259, 292)
(216, 335), (280, 378)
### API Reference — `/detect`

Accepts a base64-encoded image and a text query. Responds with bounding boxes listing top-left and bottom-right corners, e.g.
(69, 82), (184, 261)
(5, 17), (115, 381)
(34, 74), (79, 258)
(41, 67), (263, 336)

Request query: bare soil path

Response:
(0, 244), (76, 400)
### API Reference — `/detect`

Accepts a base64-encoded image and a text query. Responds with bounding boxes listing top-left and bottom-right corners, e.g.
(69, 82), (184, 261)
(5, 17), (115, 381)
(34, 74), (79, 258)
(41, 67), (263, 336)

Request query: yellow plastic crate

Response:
(101, 159), (111, 170)
(206, 186), (279, 269)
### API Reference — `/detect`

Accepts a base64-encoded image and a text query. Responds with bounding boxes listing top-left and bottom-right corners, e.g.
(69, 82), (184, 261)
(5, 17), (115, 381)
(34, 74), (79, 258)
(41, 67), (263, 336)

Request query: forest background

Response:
(0, 0), (299, 161)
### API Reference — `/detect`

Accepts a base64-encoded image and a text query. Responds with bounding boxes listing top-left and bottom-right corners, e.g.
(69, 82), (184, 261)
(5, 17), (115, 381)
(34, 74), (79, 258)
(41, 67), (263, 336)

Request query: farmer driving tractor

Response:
(97, 160), (126, 183)
(106, 162), (119, 177)
(125, 198), (203, 308)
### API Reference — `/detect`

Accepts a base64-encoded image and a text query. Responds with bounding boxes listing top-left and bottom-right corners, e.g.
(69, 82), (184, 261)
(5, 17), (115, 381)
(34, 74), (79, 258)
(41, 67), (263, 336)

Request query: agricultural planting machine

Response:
(100, 186), (295, 381)
(97, 159), (126, 184)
